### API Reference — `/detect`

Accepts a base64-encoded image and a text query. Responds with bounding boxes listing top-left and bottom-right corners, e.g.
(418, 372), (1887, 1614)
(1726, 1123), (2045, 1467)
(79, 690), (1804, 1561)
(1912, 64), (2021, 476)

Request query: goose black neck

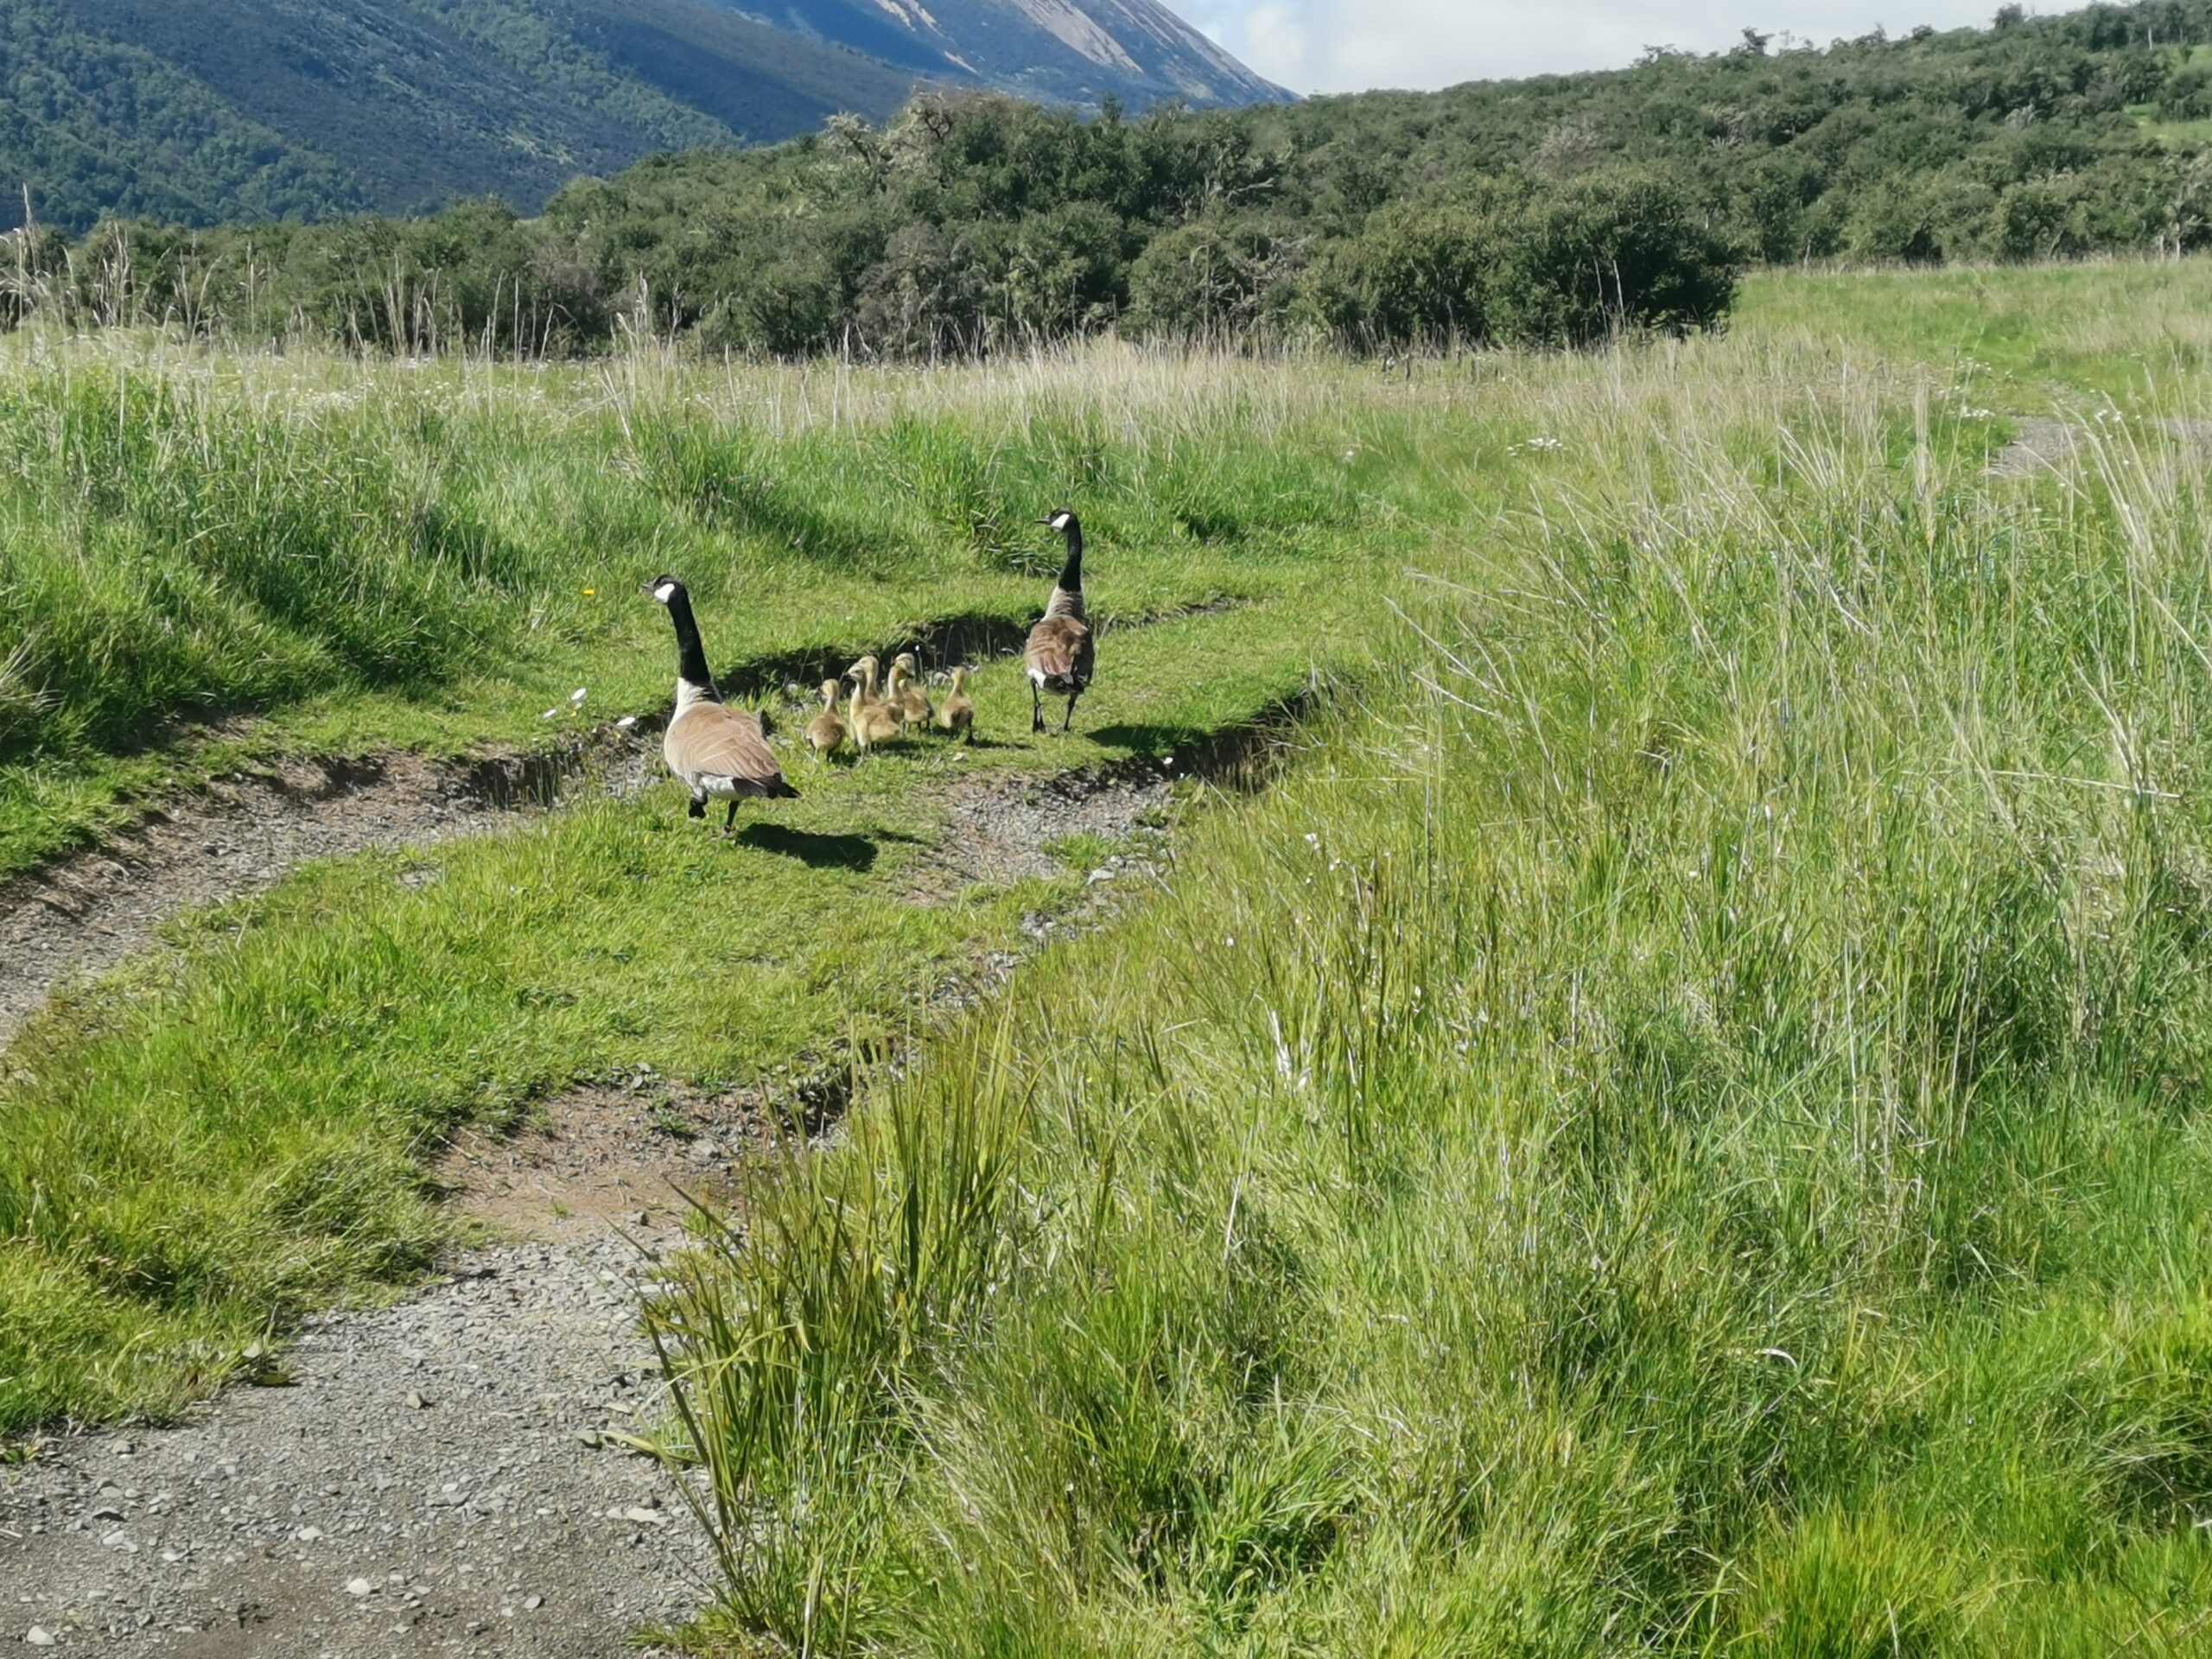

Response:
(1055, 524), (1084, 594)
(665, 589), (720, 699)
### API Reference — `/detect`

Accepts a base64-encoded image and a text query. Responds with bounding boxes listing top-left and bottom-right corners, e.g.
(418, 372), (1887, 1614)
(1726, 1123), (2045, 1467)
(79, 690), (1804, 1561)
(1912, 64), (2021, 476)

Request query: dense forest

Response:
(16, 0), (2212, 356)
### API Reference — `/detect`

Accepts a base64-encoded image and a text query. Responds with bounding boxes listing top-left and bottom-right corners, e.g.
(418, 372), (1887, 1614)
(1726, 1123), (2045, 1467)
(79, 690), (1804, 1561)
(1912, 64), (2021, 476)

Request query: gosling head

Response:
(950, 665), (969, 691)
(819, 679), (841, 708)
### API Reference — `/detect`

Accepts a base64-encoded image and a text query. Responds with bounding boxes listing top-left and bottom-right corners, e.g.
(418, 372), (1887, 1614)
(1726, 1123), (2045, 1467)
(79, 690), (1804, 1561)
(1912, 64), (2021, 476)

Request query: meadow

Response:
(7, 260), (2212, 1654)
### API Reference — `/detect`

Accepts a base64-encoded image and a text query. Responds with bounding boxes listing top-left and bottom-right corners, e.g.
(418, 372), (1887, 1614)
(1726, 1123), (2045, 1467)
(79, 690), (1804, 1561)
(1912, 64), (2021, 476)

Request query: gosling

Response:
(936, 665), (975, 743)
(846, 656), (906, 753)
(890, 652), (932, 726)
(804, 679), (847, 759)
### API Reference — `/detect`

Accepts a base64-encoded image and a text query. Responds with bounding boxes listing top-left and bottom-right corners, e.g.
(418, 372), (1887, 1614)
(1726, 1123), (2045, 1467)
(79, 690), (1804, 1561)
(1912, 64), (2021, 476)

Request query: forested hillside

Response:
(16, 0), (2212, 356)
(0, 0), (1281, 234)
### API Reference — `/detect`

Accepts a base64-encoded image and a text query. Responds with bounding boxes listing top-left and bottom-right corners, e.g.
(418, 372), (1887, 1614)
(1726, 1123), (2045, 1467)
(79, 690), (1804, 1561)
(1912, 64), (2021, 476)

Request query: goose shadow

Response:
(1084, 721), (1206, 757)
(734, 824), (880, 870)
(734, 823), (927, 870)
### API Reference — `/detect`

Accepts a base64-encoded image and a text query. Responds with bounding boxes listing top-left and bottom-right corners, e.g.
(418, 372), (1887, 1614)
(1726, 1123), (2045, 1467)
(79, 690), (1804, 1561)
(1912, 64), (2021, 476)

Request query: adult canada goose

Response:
(845, 656), (906, 753)
(1027, 508), (1095, 734)
(804, 679), (847, 759)
(937, 665), (975, 743)
(890, 652), (932, 726)
(644, 575), (798, 834)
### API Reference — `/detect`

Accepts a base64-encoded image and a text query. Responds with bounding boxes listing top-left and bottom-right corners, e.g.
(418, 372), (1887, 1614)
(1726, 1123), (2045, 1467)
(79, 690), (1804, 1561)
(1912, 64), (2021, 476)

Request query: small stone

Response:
(102, 1529), (137, 1553)
(622, 1506), (665, 1526)
(570, 1430), (602, 1449)
(346, 1578), (375, 1598)
(404, 1392), (428, 1410)
(26, 1629), (55, 1649)
(90, 1504), (125, 1522)
(524, 1596), (543, 1611)
(295, 1527), (323, 1542)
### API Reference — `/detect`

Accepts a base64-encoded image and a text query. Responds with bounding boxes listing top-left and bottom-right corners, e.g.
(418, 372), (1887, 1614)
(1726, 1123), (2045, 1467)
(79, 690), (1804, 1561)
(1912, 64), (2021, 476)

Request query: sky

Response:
(1173, 1), (2012, 94)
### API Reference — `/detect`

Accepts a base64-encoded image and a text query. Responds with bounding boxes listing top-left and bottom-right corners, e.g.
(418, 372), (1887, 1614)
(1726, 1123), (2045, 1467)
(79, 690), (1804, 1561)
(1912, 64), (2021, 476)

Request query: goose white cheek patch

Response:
(653, 582), (678, 603)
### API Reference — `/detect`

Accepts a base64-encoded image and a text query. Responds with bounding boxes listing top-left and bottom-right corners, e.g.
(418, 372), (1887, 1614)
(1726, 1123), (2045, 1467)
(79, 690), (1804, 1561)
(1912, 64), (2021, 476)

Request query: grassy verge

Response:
(1734, 256), (2212, 404)
(649, 308), (2212, 1649)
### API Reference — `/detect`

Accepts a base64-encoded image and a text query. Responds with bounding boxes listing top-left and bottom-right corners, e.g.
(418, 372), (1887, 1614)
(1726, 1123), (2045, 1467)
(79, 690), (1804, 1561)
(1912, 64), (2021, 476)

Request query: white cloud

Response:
(1170, 1), (2012, 94)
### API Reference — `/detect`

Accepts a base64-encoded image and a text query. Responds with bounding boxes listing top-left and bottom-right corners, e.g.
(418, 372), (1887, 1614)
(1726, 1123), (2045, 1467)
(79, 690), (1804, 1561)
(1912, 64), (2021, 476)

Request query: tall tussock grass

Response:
(651, 385), (2212, 1652)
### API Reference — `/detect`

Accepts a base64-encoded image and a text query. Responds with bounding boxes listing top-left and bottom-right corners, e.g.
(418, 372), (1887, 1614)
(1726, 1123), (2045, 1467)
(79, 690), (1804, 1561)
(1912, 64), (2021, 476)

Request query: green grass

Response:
(15, 262), (2212, 1656)
(0, 338), (1461, 1432)
(0, 338), (1403, 880)
(1732, 257), (2212, 409)
(641, 280), (2212, 1652)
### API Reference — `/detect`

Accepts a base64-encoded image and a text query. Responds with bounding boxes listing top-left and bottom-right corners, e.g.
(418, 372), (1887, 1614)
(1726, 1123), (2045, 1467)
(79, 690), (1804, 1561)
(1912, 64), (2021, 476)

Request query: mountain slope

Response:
(752, 0), (1289, 107)
(0, 0), (1283, 232)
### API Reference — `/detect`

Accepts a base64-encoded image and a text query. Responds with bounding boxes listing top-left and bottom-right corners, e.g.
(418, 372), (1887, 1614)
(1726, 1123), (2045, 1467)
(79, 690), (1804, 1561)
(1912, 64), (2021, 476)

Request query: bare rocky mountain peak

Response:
(756, 0), (1292, 109)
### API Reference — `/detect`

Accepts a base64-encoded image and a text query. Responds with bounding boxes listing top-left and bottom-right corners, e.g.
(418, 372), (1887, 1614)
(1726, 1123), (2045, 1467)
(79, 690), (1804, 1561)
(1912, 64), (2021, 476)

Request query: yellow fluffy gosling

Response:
(805, 679), (847, 758)
(890, 652), (932, 725)
(936, 665), (975, 743)
(846, 656), (906, 753)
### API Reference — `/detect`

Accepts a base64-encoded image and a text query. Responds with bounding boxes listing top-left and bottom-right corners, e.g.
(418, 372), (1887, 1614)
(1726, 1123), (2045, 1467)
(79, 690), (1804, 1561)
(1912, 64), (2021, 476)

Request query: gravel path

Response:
(0, 1227), (711, 1656)
(1986, 414), (2212, 478)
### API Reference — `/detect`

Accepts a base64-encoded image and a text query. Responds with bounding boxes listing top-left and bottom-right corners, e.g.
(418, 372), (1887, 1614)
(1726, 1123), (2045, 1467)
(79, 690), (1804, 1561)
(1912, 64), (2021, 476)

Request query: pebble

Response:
(25, 1631), (55, 1649)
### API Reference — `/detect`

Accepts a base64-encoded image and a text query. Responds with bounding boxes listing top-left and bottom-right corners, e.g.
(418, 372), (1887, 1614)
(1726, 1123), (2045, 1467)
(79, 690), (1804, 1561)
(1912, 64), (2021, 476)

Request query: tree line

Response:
(13, 0), (2212, 358)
